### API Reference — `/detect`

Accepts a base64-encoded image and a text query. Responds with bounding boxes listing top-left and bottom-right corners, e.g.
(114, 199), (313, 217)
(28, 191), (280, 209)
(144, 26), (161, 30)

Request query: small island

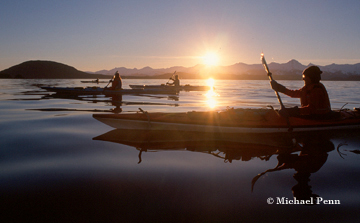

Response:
(0, 61), (107, 79)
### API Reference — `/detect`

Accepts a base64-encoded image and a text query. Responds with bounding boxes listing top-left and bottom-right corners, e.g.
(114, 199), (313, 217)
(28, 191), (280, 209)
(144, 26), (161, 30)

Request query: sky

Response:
(1, 0), (360, 72)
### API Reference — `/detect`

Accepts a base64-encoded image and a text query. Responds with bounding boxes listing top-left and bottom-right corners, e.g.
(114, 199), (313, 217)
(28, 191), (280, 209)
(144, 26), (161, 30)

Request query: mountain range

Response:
(1, 59), (360, 80)
(91, 59), (360, 80)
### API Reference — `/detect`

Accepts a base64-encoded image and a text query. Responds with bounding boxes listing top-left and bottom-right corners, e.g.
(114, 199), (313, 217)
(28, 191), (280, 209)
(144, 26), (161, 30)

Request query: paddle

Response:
(166, 71), (176, 85)
(251, 165), (286, 192)
(261, 53), (285, 109)
(104, 76), (114, 89)
(261, 53), (292, 131)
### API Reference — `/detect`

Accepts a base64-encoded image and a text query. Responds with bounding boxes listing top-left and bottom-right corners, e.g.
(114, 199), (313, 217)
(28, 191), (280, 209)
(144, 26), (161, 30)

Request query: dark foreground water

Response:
(1, 79), (360, 222)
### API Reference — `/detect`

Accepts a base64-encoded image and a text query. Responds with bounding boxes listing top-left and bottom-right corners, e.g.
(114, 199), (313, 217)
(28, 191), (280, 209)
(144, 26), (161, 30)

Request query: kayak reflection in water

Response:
(167, 74), (180, 87)
(270, 66), (331, 118)
(252, 138), (335, 204)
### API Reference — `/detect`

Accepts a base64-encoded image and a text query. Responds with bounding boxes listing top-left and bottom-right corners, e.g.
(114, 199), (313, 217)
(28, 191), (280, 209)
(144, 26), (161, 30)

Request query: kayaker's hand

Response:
(270, 80), (286, 93)
(279, 106), (299, 117)
(279, 108), (289, 117)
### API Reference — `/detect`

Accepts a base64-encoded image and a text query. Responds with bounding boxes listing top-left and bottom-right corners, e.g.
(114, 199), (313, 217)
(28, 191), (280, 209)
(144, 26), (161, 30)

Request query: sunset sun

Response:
(202, 52), (220, 66)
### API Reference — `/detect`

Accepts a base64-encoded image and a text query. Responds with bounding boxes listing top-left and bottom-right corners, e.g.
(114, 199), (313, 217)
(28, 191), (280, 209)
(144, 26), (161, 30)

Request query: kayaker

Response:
(167, 74), (180, 87)
(270, 66), (331, 117)
(109, 71), (123, 90)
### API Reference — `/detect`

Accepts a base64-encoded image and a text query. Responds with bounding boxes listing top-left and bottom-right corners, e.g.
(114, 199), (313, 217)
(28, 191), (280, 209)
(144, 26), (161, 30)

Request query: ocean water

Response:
(1, 79), (360, 222)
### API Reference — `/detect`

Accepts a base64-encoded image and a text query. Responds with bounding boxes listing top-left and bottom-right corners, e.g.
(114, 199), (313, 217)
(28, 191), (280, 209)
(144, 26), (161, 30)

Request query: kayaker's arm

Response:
(270, 80), (287, 93)
(273, 83), (331, 116)
(104, 78), (113, 89)
(271, 81), (302, 99)
(270, 81), (301, 117)
(166, 78), (174, 86)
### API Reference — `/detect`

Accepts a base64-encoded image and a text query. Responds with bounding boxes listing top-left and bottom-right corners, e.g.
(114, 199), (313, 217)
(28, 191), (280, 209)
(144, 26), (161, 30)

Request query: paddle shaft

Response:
(104, 77), (113, 88)
(261, 53), (292, 131)
(261, 54), (285, 110)
(166, 71), (176, 85)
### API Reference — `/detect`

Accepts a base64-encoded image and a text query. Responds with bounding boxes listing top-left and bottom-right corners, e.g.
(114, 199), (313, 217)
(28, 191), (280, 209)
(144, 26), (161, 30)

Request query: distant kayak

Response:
(93, 108), (360, 133)
(129, 84), (213, 91)
(81, 80), (108, 83)
(41, 86), (177, 95)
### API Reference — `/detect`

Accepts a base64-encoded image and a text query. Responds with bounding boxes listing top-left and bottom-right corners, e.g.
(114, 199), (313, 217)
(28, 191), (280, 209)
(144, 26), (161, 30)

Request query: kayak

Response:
(129, 84), (212, 91)
(41, 86), (177, 95)
(81, 80), (108, 83)
(93, 108), (360, 133)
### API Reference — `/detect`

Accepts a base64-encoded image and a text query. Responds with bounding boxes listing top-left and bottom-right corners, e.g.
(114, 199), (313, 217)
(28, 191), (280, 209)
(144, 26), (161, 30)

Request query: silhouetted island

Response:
(0, 61), (107, 79)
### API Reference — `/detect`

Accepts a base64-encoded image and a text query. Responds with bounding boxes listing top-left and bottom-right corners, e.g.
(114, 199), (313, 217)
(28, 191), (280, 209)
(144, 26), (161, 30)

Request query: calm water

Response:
(1, 79), (360, 222)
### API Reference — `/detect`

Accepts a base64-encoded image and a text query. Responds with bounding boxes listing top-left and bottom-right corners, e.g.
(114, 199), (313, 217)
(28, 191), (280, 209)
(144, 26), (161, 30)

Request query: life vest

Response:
(284, 83), (331, 115)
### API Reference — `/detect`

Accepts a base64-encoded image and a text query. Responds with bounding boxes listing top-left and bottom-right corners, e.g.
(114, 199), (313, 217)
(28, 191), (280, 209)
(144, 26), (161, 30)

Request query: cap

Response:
(303, 66), (322, 83)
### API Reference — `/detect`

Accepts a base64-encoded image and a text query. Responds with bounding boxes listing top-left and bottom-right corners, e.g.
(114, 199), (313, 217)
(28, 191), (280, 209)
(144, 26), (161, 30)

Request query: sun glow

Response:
(206, 78), (215, 87)
(202, 52), (220, 66)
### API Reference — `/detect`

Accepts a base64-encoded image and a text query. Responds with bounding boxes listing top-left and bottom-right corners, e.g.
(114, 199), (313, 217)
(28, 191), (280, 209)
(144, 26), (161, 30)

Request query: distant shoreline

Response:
(2, 76), (360, 81)
(2, 60), (360, 81)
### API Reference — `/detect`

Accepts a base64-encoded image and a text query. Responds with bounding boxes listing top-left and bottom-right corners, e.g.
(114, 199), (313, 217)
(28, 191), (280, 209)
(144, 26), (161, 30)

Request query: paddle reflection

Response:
(252, 136), (335, 205)
(93, 127), (356, 199)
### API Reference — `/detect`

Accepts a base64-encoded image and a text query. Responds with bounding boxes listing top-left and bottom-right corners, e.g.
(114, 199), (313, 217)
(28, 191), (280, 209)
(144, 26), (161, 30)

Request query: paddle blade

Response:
(261, 53), (271, 75)
(251, 174), (263, 192)
(251, 166), (284, 192)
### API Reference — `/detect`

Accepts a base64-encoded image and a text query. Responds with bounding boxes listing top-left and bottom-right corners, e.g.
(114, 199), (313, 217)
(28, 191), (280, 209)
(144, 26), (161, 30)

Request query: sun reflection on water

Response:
(205, 78), (219, 109)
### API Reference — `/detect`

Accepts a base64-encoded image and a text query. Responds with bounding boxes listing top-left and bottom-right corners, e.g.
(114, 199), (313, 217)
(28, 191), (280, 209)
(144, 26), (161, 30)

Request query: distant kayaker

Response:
(109, 71), (123, 90)
(167, 74), (180, 87)
(270, 65), (331, 117)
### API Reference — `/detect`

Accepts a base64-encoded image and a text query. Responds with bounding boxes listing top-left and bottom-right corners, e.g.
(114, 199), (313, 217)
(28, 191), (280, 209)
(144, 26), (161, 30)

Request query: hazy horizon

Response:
(3, 58), (359, 74)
